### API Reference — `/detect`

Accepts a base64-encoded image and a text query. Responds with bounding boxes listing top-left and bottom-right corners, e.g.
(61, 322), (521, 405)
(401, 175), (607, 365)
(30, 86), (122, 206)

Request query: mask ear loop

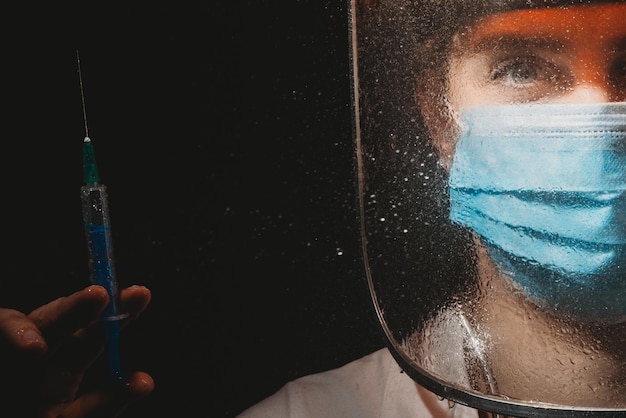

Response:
(457, 311), (500, 397)
(477, 410), (510, 418)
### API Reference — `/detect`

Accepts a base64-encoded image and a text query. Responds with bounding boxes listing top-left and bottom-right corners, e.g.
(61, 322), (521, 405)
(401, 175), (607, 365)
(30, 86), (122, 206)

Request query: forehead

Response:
(463, 3), (626, 46)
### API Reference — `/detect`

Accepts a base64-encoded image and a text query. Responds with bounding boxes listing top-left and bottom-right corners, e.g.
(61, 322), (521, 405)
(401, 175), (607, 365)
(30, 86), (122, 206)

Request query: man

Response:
(2, 1), (626, 417)
(241, 1), (626, 416)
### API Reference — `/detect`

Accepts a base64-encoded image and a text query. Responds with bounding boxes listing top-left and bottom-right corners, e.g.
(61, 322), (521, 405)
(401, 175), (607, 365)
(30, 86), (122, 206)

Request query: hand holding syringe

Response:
(0, 51), (154, 411)
(78, 51), (128, 382)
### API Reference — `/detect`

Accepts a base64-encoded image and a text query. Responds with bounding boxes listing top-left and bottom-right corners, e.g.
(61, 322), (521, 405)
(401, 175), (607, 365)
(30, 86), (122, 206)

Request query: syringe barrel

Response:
(80, 183), (119, 320)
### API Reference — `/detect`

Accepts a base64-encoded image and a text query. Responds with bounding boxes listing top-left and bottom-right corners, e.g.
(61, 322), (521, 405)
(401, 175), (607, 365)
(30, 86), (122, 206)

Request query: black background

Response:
(4, 2), (385, 417)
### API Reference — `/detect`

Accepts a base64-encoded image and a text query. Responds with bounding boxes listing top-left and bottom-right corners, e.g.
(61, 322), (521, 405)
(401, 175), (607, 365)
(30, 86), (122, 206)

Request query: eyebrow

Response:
(464, 35), (566, 55)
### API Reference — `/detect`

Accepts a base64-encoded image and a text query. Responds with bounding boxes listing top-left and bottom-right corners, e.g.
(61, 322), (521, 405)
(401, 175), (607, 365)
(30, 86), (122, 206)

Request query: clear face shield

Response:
(349, 0), (626, 416)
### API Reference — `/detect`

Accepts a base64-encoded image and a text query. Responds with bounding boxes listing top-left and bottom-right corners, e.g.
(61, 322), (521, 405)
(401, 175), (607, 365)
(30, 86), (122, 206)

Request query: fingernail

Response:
(20, 329), (44, 347)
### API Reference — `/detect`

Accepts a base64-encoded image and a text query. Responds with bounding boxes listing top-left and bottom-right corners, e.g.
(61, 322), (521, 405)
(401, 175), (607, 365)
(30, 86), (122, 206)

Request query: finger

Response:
(46, 285), (152, 375)
(35, 286), (152, 408)
(117, 285), (152, 325)
(0, 308), (47, 355)
(63, 371), (154, 418)
(24, 287), (109, 409)
(29, 284), (151, 348)
(67, 284), (152, 353)
(29, 285), (110, 346)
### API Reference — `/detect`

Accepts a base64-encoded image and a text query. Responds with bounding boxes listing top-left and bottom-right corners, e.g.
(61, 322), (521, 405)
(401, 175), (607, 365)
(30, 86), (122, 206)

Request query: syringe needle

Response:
(76, 50), (89, 140)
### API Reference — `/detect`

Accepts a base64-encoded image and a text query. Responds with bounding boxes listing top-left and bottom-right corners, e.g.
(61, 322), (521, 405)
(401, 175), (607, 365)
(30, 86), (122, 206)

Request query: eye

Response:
(490, 55), (562, 88)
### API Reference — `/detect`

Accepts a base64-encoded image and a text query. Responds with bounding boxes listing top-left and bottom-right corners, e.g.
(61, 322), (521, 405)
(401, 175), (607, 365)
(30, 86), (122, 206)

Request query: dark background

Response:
(4, 2), (385, 416)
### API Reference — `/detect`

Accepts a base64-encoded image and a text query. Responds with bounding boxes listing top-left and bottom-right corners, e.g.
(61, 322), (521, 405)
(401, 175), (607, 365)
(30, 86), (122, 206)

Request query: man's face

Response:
(448, 3), (626, 109)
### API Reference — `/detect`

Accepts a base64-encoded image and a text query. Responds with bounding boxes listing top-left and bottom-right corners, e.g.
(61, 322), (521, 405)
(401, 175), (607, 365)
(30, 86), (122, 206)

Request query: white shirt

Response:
(237, 348), (479, 417)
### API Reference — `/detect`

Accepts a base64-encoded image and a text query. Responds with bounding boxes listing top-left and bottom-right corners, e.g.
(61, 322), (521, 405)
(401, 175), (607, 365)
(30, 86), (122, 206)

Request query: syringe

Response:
(78, 51), (127, 383)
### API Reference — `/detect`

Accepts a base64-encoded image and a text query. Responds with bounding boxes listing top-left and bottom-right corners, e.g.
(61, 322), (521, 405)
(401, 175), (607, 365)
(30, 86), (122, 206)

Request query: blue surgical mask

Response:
(448, 102), (626, 319)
